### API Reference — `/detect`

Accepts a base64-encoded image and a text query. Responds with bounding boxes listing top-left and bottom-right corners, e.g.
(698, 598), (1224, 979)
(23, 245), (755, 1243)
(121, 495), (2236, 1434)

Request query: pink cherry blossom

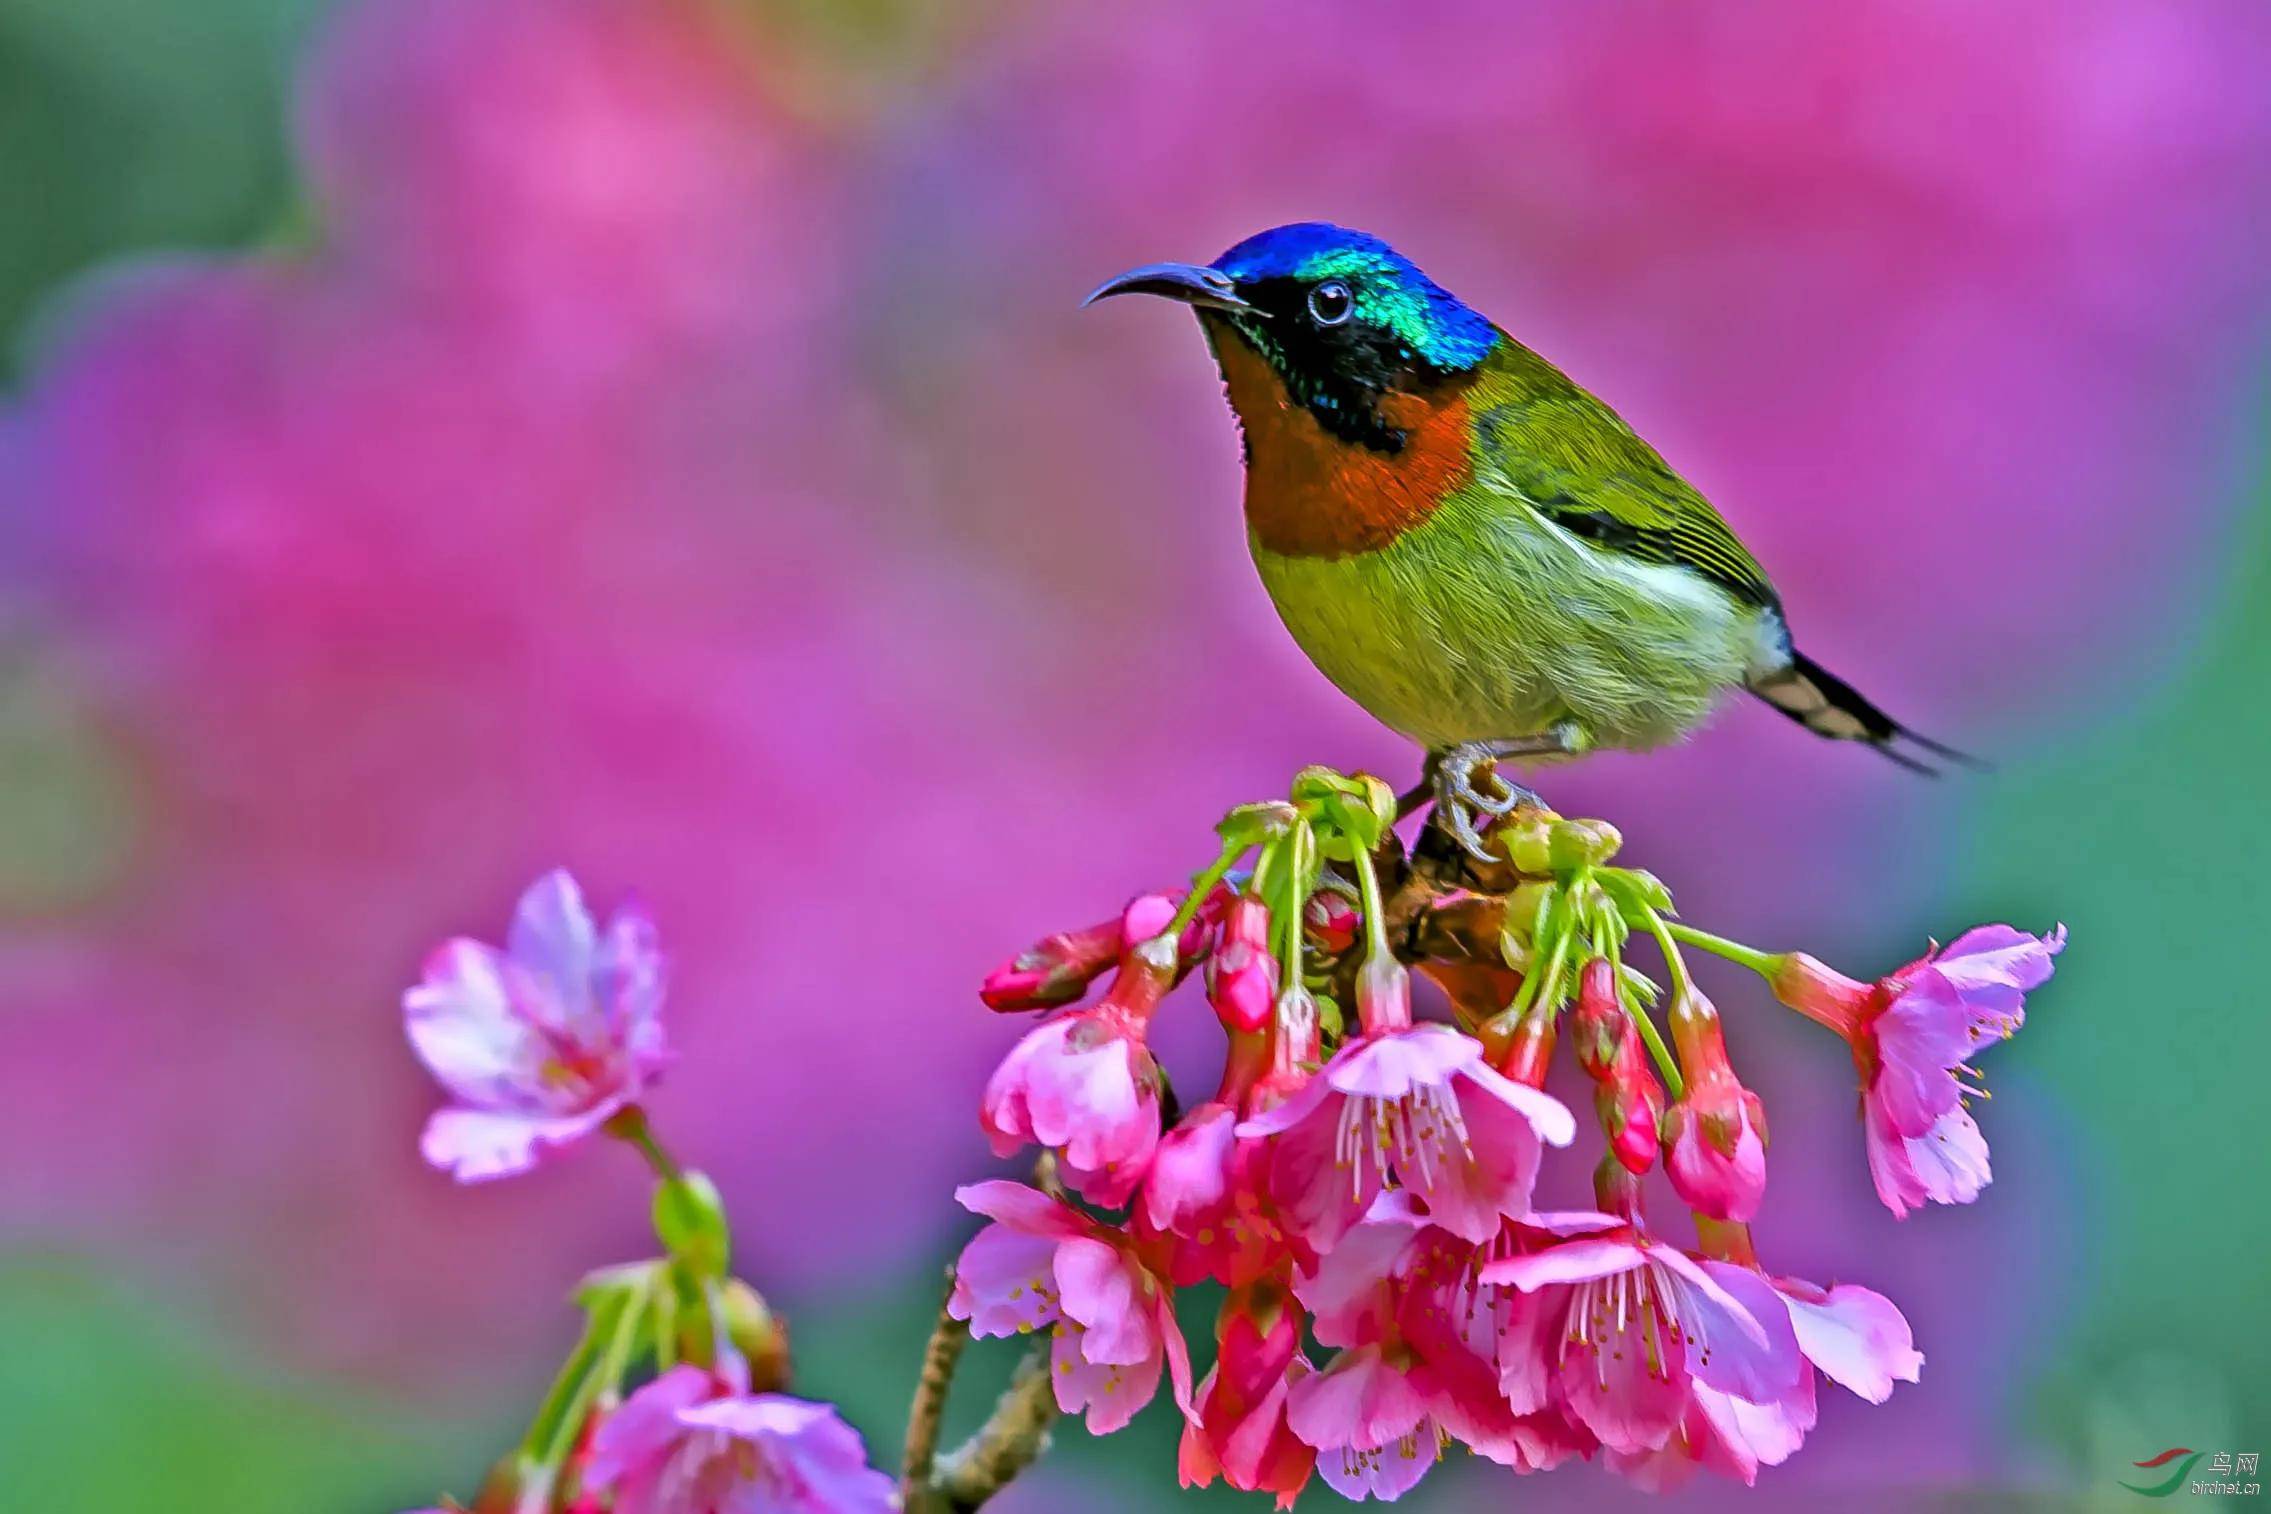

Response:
(1285, 1344), (1439, 1502)
(1606, 1265), (1922, 1488)
(1484, 1213), (1801, 1458)
(581, 1365), (895, 1514)
(1238, 960), (1575, 1247)
(1867, 1099), (1995, 1219)
(948, 1180), (1193, 1433)
(1775, 924), (2063, 1216)
(1137, 1021), (1312, 1288)
(1179, 1280), (1315, 1509)
(1287, 1193), (1585, 1498)
(403, 868), (667, 1181)
(978, 939), (1173, 1206)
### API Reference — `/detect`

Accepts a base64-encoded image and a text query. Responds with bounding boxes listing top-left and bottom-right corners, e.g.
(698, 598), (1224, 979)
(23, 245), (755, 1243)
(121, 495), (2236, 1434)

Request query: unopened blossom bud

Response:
(1303, 889), (1361, 956)
(651, 1171), (731, 1278)
(1569, 958), (1625, 1079)
(979, 911), (1123, 1012)
(718, 1278), (792, 1393)
(1593, 1153), (1644, 1218)
(1661, 986), (1768, 1222)
(1499, 813), (1623, 875)
(1495, 1011), (1557, 1089)
(1569, 959), (1663, 1174)
(1354, 953), (1414, 1035)
(1181, 1279), (1315, 1505)
(1121, 891), (1182, 947)
(1209, 897), (1279, 1033)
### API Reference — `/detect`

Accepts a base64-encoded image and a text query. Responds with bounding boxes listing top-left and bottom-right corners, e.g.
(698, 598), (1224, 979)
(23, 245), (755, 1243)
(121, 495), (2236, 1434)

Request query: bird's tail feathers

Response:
(1749, 652), (1988, 776)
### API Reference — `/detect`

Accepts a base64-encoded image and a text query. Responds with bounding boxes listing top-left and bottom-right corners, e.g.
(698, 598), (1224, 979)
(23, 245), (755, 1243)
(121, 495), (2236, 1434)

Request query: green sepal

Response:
(573, 1260), (658, 1312)
(1598, 866), (1675, 924)
(653, 1171), (732, 1279)
(1218, 800), (1298, 850)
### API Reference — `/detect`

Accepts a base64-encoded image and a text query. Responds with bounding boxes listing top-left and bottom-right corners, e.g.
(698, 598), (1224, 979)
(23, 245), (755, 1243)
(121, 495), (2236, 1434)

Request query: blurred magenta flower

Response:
(948, 1179), (1193, 1434)
(404, 868), (667, 1181)
(582, 1365), (896, 1514)
(1774, 924), (2064, 1215)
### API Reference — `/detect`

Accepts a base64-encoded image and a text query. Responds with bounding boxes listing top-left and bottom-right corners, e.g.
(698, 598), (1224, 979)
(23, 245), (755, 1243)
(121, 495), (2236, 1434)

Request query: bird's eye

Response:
(1307, 280), (1354, 326)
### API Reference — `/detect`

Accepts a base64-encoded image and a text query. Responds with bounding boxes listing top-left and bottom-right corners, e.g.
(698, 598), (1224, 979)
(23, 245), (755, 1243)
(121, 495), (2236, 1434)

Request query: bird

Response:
(1085, 222), (1974, 858)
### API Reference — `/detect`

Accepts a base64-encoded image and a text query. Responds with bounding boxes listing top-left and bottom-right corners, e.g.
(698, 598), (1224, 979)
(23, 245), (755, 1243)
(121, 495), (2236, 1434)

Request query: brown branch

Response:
(923, 1343), (1059, 1513)
(900, 1269), (970, 1496)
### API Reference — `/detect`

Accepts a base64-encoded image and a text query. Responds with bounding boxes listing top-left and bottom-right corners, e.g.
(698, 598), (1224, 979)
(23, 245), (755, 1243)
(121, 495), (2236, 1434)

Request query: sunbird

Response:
(1087, 222), (1971, 856)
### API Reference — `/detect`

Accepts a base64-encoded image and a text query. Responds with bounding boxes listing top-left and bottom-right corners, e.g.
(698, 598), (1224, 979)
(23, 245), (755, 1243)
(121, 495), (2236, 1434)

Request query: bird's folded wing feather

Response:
(1469, 351), (1779, 612)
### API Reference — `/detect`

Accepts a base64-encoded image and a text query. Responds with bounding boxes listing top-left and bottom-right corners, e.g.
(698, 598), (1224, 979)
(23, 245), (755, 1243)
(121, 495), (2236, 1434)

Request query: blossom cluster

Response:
(958, 767), (2063, 1502)
(401, 871), (896, 1514)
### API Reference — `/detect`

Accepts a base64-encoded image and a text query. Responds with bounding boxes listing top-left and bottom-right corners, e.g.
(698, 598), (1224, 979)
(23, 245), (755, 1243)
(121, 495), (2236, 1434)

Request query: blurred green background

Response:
(3, 0), (2267, 1508)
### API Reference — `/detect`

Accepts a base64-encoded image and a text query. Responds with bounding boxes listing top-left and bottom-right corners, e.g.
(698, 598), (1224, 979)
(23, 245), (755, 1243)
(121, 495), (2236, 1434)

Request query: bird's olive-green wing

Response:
(1466, 342), (1779, 611)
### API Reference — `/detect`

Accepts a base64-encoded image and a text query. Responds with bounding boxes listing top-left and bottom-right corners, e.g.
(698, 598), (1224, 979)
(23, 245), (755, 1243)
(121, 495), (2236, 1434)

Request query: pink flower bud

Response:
(1303, 889), (1361, 955)
(1497, 1014), (1558, 1089)
(1182, 1280), (1315, 1506)
(1208, 897), (1278, 1033)
(1569, 958), (1625, 1079)
(978, 911), (1122, 1012)
(1661, 988), (1769, 1222)
(1354, 954), (1413, 1035)
(1121, 891), (1182, 946)
(1567, 959), (1663, 1174)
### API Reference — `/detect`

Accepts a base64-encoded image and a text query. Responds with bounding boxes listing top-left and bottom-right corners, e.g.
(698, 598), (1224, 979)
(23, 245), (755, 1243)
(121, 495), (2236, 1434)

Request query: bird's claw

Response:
(1430, 745), (1539, 864)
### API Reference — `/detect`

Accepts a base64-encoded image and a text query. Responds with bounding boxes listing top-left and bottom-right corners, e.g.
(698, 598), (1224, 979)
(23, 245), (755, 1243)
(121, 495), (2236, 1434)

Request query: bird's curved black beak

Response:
(1082, 261), (1257, 315)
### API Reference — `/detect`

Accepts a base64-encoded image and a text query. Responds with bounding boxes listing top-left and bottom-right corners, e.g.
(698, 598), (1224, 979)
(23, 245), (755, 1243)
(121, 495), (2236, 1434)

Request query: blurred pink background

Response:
(3, 0), (2269, 1507)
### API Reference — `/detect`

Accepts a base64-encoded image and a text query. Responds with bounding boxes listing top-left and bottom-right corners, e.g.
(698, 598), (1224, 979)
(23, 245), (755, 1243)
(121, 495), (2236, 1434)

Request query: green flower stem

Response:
(1165, 838), (1247, 940)
(1268, 823), (1316, 1002)
(650, 1264), (681, 1373)
(1625, 993), (1685, 1104)
(1638, 907), (1695, 999)
(516, 1292), (618, 1472)
(1632, 907), (1692, 1102)
(537, 1284), (646, 1475)
(1591, 903), (1682, 1100)
(1661, 920), (1780, 978)
(1347, 835), (1393, 963)
(608, 1106), (684, 1184)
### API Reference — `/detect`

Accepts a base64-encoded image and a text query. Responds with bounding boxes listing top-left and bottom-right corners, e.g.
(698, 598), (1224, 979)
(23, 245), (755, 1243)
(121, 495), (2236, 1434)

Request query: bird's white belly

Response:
(1249, 490), (1770, 753)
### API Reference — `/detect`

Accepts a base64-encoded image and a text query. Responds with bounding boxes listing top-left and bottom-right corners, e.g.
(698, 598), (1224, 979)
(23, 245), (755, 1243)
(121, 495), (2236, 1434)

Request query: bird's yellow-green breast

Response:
(1219, 328), (1777, 751)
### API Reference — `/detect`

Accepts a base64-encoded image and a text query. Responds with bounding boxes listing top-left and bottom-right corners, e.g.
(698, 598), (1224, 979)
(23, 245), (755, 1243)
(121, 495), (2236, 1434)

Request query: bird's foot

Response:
(1428, 742), (1541, 864)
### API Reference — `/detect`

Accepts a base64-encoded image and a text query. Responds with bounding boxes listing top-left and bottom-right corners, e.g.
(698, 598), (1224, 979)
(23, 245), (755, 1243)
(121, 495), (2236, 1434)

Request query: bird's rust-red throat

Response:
(1210, 327), (1476, 560)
